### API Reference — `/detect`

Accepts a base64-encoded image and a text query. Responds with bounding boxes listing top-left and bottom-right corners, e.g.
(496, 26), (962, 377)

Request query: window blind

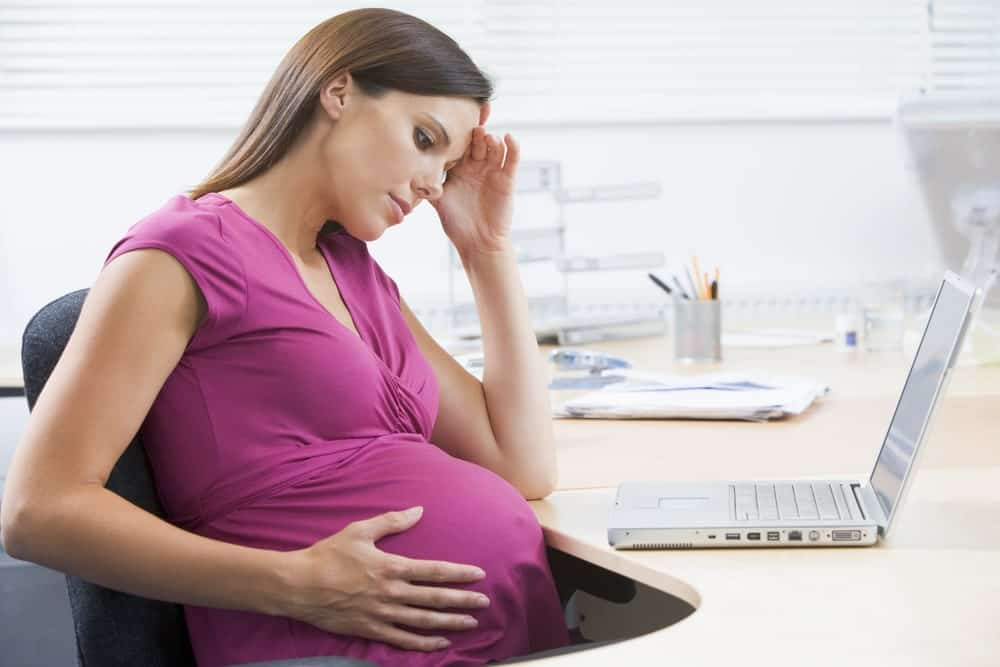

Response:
(926, 0), (1000, 93)
(0, 0), (941, 129)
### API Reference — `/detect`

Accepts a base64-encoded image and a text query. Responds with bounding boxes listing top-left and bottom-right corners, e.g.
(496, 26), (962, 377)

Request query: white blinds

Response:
(478, 1), (929, 122)
(0, 0), (959, 129)
(0, 1), (481, 128)
(926, 0), (1000, 93)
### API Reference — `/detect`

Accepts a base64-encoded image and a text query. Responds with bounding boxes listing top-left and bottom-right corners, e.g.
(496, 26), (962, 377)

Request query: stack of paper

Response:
(553, 370), (830, 422)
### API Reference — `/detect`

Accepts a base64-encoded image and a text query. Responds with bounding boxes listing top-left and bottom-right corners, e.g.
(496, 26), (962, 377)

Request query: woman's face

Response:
(316, 77), (486, 242)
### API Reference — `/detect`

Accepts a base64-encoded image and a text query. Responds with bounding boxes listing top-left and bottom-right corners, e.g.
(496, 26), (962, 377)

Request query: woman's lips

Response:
(387, 195), (405, 224)
(390, 194), (412, 215)
(389, 193), (413, 215)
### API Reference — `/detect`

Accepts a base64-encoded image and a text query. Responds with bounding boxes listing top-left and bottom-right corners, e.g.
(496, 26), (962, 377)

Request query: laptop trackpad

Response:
(632, 484), (731, 523)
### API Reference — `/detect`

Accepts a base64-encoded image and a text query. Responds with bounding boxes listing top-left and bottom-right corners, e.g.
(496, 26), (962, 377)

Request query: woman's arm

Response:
(1, 249), (292, 615)
(400, 250), (557, 501)
(461, 244), (557, 498)
(411, 126), (557, 500)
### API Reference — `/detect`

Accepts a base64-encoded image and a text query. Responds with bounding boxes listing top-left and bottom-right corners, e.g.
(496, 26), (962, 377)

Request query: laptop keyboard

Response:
(732, 482), (850, 521)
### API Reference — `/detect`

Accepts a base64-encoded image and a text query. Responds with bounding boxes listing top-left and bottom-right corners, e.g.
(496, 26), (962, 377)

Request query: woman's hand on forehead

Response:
(431, 113), (519, 257)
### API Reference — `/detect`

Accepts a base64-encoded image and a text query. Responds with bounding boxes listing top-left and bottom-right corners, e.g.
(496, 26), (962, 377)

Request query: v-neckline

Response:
(207, 193), (367, 347)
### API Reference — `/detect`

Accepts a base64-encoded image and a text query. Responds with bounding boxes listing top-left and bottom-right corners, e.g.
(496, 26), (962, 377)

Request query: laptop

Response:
(608, 271), (980, 549)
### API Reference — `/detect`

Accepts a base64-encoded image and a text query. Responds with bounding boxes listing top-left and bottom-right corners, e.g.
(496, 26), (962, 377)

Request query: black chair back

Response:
(21, 288), (196, 667)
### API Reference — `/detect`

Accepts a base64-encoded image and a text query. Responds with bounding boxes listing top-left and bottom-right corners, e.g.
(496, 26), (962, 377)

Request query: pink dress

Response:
(102, 193), (569, 667)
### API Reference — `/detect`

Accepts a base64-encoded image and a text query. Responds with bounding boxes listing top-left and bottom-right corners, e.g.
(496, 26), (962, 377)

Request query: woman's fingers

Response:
(502, 133), (520, 176)
(389, 580), (491, 610)
(468, 127), (517, 173)
(470, 125), (488, 161)
(485, 134), (505, 168)
(383, 554), (486, 584)
(351, 507), (423, 542)
(377, 603), (479, 631)
(362, 619), (452, 652)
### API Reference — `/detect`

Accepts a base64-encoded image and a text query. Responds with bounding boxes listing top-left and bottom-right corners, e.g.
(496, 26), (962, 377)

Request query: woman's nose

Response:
(415, 172), (444, 201)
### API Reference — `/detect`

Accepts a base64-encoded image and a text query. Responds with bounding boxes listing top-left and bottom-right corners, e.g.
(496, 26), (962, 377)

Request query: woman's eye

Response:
(414, 128), (434, 150)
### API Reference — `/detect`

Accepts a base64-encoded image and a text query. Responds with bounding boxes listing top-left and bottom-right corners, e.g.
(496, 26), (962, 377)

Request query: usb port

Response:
(725, 533), (740, 540)
(767, 531), (780, 541)
(747, 532), (761, 541)
(788, 530), (802, 541)
(707, 534), (717, 539)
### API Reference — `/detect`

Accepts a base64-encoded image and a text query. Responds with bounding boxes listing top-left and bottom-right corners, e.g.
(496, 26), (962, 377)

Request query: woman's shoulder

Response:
(103, 194), (248, 347)
(104, 193), (248, 273)
(116, 194), (230, 247)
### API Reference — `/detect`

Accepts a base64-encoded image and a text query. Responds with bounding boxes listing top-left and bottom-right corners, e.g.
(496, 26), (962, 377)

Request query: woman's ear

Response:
(319, 72), (352, 121)
(479, 101), (491, 126)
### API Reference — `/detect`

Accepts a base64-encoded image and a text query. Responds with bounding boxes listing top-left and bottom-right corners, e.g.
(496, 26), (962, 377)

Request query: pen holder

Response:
(672, 299), (722, 364)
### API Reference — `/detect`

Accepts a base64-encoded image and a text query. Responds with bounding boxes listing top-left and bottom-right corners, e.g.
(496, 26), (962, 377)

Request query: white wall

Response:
(0, 119), (944, 347)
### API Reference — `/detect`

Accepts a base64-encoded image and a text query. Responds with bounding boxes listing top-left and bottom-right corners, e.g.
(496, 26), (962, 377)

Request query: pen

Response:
(647, 272), (674, 297)
(671, 275), (691, 300)
(710, 279), (718, 300)
(683, 266), (700, 301)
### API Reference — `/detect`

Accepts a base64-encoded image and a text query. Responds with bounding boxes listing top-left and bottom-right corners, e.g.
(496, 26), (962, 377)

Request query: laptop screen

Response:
(868, 274), (976, 521)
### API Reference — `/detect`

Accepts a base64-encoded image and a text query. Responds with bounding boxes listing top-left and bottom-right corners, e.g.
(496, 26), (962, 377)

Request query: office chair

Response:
(20, 288), (635, 667)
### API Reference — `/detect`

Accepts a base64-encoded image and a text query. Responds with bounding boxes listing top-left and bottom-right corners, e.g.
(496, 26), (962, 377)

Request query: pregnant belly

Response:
(199, 435), (567, 662)
(209, 435), (544, 561)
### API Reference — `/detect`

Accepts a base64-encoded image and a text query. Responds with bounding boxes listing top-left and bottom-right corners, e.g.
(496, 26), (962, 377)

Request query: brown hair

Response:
(188, 8), (493, 201)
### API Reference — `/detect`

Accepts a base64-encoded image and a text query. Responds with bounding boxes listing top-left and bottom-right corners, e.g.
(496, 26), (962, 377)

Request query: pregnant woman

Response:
(2, 9), (570, 667)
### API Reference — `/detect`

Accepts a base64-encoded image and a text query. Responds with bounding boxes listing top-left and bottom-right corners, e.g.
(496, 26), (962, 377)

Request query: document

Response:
(553, 370), (830, 422)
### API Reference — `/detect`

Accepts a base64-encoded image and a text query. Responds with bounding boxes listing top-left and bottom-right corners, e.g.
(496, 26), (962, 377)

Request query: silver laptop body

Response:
(608, 271), (980, 549)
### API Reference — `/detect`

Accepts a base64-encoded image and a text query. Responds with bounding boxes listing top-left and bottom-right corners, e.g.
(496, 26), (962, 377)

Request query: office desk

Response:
(0, 344), (23, 397)
(527, 336), (1000, 666)
(3, 331), (997, 664)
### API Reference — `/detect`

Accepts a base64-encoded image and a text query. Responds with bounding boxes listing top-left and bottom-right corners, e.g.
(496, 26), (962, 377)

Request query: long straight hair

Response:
(188, 8), (493, 201)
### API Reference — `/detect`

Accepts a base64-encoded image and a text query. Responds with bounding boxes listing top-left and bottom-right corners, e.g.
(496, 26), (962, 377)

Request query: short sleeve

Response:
(102, 197), (247, 351)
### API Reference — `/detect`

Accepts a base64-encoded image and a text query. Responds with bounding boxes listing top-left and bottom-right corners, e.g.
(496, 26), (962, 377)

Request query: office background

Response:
(2, 0), (976, 347)
(0, 1), (994, 664)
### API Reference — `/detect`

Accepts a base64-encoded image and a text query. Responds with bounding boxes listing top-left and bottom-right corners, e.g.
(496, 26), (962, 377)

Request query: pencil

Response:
(704, 272), (711, 300)
(692, 256), (706, 300)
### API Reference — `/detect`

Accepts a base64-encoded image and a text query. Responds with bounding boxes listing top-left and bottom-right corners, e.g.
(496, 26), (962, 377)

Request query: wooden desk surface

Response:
(531, 467), (1000, 666)
(526, 335), (1000, 666)
(546, 336), (1000, 489)
(4, 327), (999, 663)
(0, 344), (21, 390)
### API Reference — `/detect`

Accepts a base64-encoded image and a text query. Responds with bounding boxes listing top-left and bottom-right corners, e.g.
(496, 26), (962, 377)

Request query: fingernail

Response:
(476, 595), (490, 607)
(408, 506), (423, 517)
(463, 616), (478, 628)
(436, 639), (451, 649)
(473, 568), (486, 578)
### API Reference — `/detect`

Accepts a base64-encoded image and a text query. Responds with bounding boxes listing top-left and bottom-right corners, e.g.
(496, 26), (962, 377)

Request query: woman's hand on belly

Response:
(277, 506), (492, 651)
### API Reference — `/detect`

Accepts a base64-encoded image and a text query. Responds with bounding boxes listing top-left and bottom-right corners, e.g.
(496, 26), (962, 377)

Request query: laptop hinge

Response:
(856, 484), (888, 535)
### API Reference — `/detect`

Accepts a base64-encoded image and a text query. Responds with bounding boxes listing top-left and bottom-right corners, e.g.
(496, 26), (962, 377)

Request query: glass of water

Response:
(860, 280), (906, 351)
